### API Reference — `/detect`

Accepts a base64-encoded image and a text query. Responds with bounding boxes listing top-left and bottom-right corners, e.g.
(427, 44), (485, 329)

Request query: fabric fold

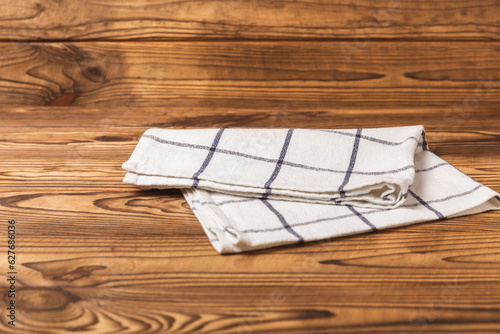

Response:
(122, 126), (500, 253)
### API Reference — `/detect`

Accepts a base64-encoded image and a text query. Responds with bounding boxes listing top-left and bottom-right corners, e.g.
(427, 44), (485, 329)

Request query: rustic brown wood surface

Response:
(0, 0), (498, 41)
(0, 107), (499, 333)
(1, 0), (499, 332)
(0, 41), (498, 108)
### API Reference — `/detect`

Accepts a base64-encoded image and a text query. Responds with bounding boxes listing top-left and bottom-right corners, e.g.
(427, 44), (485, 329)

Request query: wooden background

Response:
(0, 1), (499, 333)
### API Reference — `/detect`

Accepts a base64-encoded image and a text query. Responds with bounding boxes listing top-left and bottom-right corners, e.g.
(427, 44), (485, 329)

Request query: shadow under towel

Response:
(122, 126), (500, 253)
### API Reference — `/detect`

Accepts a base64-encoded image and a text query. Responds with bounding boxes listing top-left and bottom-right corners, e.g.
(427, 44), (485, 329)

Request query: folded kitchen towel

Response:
(122, 126), (500, 253)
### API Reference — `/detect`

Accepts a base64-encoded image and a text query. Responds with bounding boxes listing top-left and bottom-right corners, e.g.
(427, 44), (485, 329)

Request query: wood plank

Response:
(1, 284), (498, 333)
(0, 0), (498, 41)
(0, 41), (498, 108)
(1, 108), (499, 333)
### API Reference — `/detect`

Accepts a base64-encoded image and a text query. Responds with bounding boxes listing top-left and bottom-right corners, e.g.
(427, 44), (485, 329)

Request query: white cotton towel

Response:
(122, 126), (500, 253)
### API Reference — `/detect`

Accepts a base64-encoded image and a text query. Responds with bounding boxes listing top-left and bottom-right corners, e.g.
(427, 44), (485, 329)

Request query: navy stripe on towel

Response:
(339, 128), (363, 197)
(421, 130), (429, 151)
(261, 199), (304, 243)
(408, 189), (444, 219)
(262, 129), (294, 198)
(192, 129), (225, 187)
(346, 205), (377, 231)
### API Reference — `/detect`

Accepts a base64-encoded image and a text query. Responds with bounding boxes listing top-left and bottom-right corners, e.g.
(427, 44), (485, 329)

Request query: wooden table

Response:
(1, 1), (499, 333)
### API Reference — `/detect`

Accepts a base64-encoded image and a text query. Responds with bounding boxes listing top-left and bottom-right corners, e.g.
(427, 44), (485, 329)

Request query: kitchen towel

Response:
(122, 126), (500, 253)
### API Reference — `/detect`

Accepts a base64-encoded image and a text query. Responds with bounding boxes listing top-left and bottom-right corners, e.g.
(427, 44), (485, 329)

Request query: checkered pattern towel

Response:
(122, 126), (500, 253)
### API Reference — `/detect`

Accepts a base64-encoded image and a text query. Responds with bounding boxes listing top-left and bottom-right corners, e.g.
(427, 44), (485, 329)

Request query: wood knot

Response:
(47, 93), (77, 106)
(53, 265), (107, 282)
(86, 66), (102, 76)
(17, 288), (79, 311)
(95, 136), (131, 142)
(84, 66), (105, 82)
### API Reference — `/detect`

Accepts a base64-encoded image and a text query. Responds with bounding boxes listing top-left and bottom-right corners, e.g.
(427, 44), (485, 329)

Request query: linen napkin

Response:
(122, 126), (500, 253)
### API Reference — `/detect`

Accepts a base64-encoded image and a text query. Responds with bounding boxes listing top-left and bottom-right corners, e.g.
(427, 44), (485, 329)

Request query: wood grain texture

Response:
(0, 0), (499, 41)
(0, 41), (498, 107)
(0, 107), (499, 333)
(1, 1), (499, 331)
